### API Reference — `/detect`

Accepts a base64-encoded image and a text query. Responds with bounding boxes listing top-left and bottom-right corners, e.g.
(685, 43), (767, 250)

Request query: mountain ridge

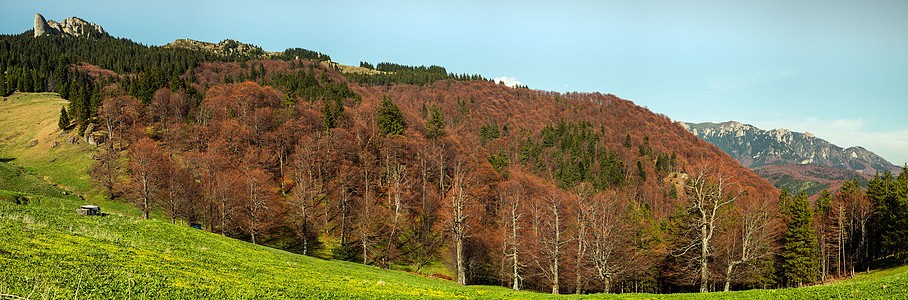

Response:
(164, 38), (270, 57)
(682, 121), (901, 175)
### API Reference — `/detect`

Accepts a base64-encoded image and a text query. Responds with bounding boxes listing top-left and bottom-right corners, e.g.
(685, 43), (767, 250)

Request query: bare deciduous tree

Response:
(675, 167), (738, 293)
(498, 180), (525, 291)
(128, 138), (167, 219)
(449, 162), (470, 285)
(534, 193), (571, 294)
(721, 195), (776, 291)
(573, 183), (594, 294)
(587, 191), (626, 293)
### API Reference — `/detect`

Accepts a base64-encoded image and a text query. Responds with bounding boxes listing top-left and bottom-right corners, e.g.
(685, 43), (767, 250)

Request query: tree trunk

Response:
(511, 202), (520, 291)
(512, 251), (519, 290)
(860, 220), (867, 269)
(552, 200), (561, 295)
(456, 235), (465, 285)
(724, 263), (734, 292)
(575, 229), (584, 294)
(341, 189), (348, 246)
(302, 222), (309, 255)
(552, 260), (559, 295)
(279, 150), (285, 195)
(142, 176), (150, 219)
(700, 222), (709, 293)
(451, 164), (467, 285)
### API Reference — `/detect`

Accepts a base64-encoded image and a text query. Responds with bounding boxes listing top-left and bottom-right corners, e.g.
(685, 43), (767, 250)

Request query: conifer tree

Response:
(0, 72), (8, 97)
(780, 191), (819, 287)
(778, 188), (791, 215)
(58, 106), (70, 129)
(423, 104), (446, 139)
(187, 66), (196, 83)
(377, 96), (406, 135)
(871, 171), (908, 261)
(323, 100), (336, 130)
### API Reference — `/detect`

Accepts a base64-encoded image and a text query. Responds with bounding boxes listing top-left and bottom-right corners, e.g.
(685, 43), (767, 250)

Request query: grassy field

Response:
(1, 93), (907, 299)
(0, 92), (137, 216)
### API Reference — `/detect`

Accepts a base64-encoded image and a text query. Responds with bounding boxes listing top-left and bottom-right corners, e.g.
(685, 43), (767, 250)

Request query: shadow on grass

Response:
(0, 158), (16, 162)
(870, 257), (906, 271)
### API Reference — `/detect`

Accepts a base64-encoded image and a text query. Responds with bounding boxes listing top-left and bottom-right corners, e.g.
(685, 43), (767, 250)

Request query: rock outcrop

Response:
(34, 13), (51, 37)
(33, 13), (105, 38)
(165, 38), (270, 57)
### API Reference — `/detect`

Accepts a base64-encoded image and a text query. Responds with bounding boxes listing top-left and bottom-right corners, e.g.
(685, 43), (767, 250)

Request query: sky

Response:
(3, 0), (907, 165)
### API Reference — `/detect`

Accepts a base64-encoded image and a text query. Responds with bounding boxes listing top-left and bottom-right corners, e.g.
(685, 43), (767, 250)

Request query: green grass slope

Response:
(0, 162), (527, 299)
(0, 92), (136, 215)
(0, 93), (93, 190)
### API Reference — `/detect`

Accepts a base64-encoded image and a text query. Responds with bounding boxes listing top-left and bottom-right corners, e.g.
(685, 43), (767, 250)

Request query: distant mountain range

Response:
(682, 121), (901, 175)
(683, 121), (902, 196)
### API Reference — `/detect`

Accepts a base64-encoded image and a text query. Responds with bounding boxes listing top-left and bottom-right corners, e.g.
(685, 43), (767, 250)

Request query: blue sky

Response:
(3, 0), (907, 165)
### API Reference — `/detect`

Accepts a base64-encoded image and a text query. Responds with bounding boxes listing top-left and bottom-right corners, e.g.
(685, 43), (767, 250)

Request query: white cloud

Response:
(706, 67), (798, 91)
(494, 76), (522, 88)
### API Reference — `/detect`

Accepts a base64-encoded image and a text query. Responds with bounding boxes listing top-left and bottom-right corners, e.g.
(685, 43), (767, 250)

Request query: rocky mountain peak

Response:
(684, 121), (901, 175)
(33, 13), (105, 38)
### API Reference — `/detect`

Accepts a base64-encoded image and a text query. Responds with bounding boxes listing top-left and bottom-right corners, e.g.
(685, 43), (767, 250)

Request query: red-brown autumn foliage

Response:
(97, 58), (782, 294)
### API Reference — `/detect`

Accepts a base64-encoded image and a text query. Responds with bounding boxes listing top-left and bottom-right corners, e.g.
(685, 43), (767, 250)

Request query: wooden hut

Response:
(77, 205), (101, 216)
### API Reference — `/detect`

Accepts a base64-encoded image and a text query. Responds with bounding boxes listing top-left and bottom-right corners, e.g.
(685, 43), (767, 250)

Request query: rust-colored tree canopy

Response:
(91, 58), (791, 295)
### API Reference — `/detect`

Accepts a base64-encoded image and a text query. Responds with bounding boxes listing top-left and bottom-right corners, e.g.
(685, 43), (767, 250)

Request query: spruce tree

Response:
(778, 188), (791, 215)
(323, 100), (335, 129)
(187, 66), (196, 83)
(780, 191), (819, 287)
(871, 171), (908, 261)
(423, 104), (446, 139)
(58, 106), (70, 129)
(0, 72), (7, 97)
(377, 96), (406, 135)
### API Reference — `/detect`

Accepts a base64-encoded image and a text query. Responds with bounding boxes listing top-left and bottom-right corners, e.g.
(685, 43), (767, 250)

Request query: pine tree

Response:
(376, 96), (406, 135)
(778, 188), (791, 215)
(423, 104), (446, 139)
(58, 106), (70, 129)
(0, 72), (8, 97)
(871, 171), (908, 261)
(323, 100), (336, 129)
(780, 191), (819, 287)
(187, 66), (196, 83)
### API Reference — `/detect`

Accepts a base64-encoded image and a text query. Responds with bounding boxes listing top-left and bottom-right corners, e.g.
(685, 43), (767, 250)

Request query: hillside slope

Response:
(354, 83), (777, 197)
(752, 164), (871, 198)
(0, 93), (133, 213)
(0, 93), (93, 191)
(0, 162), (515, 299)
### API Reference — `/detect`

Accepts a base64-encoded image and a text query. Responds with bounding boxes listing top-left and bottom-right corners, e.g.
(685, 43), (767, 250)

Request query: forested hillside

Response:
(3, 19), (908, 296)
(752, 164), (871, 199)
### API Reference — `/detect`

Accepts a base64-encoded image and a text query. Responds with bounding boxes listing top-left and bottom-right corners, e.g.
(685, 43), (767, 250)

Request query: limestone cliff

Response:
(34, 13), (105, 38)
